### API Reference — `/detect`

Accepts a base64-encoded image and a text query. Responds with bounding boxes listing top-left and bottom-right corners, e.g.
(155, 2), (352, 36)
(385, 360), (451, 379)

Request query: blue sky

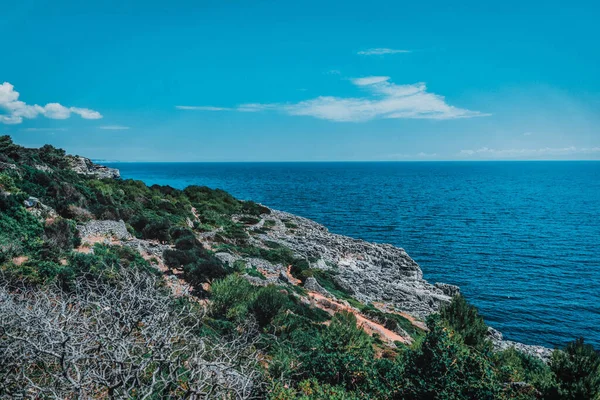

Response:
(1, 0), (599, 161)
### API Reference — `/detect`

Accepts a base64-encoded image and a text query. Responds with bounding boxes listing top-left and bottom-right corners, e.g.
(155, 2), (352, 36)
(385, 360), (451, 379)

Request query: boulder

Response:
(304, 277), (333, 298)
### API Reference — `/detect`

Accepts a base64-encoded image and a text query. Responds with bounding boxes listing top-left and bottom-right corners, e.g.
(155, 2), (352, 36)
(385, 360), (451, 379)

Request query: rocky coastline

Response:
(68, 159), (553, 361)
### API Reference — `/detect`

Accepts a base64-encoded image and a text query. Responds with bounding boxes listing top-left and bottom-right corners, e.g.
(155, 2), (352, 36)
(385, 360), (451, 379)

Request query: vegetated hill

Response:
(1, 135), (598, 399)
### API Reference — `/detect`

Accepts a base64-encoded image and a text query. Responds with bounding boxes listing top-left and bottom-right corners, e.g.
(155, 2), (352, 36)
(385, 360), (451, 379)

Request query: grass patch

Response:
(246, 266), (267, 280)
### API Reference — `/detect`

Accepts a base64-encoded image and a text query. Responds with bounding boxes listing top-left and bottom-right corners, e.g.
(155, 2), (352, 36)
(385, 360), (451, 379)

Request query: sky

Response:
(1, 0), (599, 161)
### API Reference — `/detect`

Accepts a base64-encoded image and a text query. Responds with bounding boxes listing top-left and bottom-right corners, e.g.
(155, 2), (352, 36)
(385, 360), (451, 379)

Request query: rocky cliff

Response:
(249, 209), (455, 318)
(67, 155), (120, 179)
(63, 157), (552, 360)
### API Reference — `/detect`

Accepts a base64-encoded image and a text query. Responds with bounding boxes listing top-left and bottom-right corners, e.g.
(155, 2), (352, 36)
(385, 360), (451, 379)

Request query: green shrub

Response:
(141, 217), (172, 243)
(401, 315), (500, 399)
(440, 294), (490, 350)
(550, 338), (600, 399)
(183, 255), (226, 287)
(0, 173), (18, 193)
(38, 144), (68, 168)
(239, 215), (260, 225)
(43, 217), (81, 252)
(222, 223), (248, 242)
(494, 347), (556, 398)
(300, 311), (374, 390)
(250, 286), (290, 327)
(241, 201), (270, 216)
(246, 266), (266, 280)
(163, 236), (227, 287)
(268, 378), (359, 400)
(210, 275), (255, 320)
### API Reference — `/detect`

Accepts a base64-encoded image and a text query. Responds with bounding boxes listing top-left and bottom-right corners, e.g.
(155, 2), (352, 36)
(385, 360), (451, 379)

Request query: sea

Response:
(105, 161), (600, 349)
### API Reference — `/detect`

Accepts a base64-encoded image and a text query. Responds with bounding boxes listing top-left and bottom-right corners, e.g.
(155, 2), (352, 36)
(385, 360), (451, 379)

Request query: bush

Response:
(44, 217), (81, 252)
(241, 201), (270, 216)
(494, 347), (556, 398)
(440, 294), (490, 350)
(210, 275), (255, 320)
(550, 338), (600, 399)
(300, 311), (374, 390)
(250, 286), (290, 327)
(141, 217), (171, 243)
(0, 173), (18, 193)
(38, 144), (68, 168)
(163, 234), (227, 287)
(401, 315), (500, 399)
(183, 255), (227, 287)
(268, 378), (358, 400)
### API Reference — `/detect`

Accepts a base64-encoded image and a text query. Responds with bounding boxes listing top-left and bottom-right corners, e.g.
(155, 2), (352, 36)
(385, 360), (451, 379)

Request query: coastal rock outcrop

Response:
(254, 209), (452, 318)
(488, 327), (553, 362)
(68, 155), (120, 179)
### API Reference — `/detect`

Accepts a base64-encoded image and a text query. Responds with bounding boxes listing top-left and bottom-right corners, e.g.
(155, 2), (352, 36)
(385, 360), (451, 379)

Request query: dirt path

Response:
(308, 292), (411, 345)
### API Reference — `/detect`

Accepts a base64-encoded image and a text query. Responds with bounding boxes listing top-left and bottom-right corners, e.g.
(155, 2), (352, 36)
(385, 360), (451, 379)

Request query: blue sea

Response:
(106, 161), (600, 349)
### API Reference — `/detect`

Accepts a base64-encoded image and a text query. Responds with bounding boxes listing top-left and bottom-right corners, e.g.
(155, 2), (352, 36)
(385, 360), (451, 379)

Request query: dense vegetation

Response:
(1, 136), (599, 399)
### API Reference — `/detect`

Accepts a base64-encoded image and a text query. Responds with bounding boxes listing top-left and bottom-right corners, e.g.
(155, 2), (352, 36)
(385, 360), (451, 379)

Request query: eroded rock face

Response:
(253, 209), (452, 318)
(77, 220), (132, 240)
(304, 277), (333, 298)
(68, 156), (120, 179)
(488, 328), (553, 362)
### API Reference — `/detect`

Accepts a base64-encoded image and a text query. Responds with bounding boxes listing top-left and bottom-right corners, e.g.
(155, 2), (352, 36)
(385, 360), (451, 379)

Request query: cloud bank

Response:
(177, 76), (488, 122)
(22, 127), (68, 132)
(0, 82), (102, 124)
(459, 146), (600, 158)
(357, 48), (411, 55)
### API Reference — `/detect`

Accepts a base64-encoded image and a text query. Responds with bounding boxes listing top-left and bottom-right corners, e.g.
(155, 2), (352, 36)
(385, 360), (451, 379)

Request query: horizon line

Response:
(99, 159), (600, 164)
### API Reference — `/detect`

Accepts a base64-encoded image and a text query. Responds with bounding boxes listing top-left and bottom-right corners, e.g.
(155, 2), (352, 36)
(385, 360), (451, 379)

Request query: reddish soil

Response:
(308, 292), (411, 345)
(12, 256), (29, 266)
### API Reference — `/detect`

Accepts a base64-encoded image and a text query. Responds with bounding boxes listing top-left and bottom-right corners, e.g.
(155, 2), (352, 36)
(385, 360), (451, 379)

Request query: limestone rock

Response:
(215, 252), (240, 267)
(304, 277), (333, 298)
(68, 156), (120, 179)
(0, 162), (19, 173)
(77, 220), (132, 240)
(125, 239), (171, 259)
(434, 282), (461, 297)
(256, 209), (452, 318)
(494, 339), (553, 363)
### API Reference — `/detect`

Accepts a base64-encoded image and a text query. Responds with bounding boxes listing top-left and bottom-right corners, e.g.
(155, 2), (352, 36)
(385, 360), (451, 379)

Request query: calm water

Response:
(106, 161), (600, 348)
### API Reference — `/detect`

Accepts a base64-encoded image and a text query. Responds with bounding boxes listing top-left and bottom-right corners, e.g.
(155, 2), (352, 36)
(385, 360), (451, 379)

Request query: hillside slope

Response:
(1, 136), (598, 399)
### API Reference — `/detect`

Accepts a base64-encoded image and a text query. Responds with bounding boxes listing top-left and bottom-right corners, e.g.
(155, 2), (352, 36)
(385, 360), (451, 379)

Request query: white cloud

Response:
(175, 105), (231, 111)
(523, 132), (533, 136)
(417, 152), (438, 157)
(459, 146), (600, 158)
(22, 127), (68, 132)
(357, 48), (411, 56)
(99, 125), (130, 130)
(178, 76), (488, 122)
(0, 82), (102, 124)
(386, 152), (438, 159)
(351, 76), (390, 86)
(70, 107), (102, 119)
